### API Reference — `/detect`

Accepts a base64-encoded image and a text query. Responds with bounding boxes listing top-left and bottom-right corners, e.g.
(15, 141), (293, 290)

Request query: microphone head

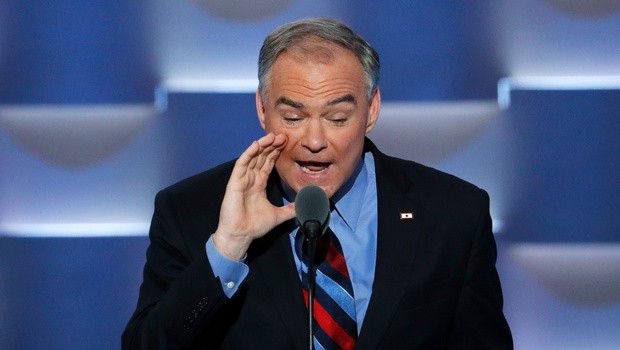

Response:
(295, 185), (330, 234)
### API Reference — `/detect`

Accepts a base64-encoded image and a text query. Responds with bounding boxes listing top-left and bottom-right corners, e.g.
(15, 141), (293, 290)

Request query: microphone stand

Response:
(303, 220), (321, 350)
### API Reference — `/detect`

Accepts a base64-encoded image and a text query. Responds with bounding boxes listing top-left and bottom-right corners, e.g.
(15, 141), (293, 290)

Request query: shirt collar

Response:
(331, 152), (368, 232)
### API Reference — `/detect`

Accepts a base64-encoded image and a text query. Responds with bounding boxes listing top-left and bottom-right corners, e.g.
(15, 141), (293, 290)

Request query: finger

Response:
(261, 134), (287, 166)
(255, 132), (276, 148)
(233, 133), (277, 176)
(254, 134), (287, 172)
(239, 133), (276, 164)
(232, 140), (259, 177)
(248, 133), (280, 170)
(256, 146), (284, 175)
(271, 133), (287, 148)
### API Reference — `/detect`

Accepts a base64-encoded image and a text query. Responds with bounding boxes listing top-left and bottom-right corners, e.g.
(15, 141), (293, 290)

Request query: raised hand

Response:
(212, 133), (296, 260)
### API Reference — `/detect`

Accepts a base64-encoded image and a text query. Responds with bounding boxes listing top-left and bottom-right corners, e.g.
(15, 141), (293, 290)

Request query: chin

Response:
(313, 184), (338, 199)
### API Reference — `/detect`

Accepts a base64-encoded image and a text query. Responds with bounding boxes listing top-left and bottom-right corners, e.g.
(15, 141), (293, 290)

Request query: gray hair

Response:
(258, 17), (380, 102)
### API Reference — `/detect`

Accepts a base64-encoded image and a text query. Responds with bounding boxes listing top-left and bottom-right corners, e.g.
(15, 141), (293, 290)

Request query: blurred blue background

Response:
(1, 0), (619, 349)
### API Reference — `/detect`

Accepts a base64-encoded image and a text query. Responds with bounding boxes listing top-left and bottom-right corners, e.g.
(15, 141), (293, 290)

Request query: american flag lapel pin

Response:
(400, 212), (414, 220)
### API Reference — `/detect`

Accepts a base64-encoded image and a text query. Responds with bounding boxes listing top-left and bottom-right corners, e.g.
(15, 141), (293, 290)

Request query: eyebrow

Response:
(326, 94), (356, 106)
(274, 94), (357, 109)
(275, 97), (304, 109)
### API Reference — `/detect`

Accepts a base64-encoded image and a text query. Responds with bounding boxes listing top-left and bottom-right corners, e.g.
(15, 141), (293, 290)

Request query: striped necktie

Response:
(296, 228), (357, 350)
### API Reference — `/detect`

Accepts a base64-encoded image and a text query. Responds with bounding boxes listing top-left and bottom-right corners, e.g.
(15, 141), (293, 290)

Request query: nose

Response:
(301, 119), (327, 153)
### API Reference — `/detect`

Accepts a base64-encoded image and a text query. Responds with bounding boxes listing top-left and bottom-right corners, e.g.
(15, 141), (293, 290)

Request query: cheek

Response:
(279, 142), (295, 161)
(332, 132), (365, 169)
(262, 119), (277, 133)
(332, 129), (364, 153)
(275, 138), (299, 169)
(277, 128), (305, 157)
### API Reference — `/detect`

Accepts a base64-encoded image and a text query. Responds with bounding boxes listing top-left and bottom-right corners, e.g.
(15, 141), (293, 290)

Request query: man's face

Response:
(256, 45), (381, 198)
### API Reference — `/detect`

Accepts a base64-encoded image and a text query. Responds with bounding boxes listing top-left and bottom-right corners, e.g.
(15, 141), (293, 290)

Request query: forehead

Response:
(279, 40), (361, 71)
(266, 44), (366, 102)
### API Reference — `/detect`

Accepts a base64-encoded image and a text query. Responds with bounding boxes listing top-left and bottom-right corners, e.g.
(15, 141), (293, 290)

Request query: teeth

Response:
(301, 166), (328, 174)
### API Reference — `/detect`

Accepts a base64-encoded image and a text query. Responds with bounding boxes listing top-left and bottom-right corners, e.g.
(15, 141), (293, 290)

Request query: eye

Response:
(327, 114), (349, 126)
(282, 113), (302, 125)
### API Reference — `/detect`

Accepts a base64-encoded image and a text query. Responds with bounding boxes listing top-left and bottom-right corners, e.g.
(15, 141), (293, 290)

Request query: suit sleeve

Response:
(446, 190), (513, 349)
(122, 188), (238, 349)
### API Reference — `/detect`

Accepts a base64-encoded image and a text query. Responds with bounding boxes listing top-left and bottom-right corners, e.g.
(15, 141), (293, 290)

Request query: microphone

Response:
(295, 185), (330, 240)
(294, 185), (330, 350)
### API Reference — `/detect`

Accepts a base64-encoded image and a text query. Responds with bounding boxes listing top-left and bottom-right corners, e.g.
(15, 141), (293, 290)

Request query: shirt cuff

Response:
(205, 236), (249, 298)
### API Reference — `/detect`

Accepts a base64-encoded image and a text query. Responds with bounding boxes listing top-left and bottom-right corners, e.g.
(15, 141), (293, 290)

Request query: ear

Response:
(365, 88), (381, 134)
(256, 89), (267, 131)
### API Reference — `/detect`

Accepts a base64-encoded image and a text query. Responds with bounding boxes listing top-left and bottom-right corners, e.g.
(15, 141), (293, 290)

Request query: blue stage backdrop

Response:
(1, 1), (620, 349)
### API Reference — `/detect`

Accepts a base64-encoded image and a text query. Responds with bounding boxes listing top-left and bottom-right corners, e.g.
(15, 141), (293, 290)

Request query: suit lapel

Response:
(356, 144), (426, 350)
(249, 176), (308, 350)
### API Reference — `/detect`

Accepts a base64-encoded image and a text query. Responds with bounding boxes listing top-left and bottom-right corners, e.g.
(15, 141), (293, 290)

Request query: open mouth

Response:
(298, 161), (330, 174)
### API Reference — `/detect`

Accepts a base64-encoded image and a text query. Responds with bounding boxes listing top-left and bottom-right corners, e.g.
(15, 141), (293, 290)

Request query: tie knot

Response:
(296, 228), (343, 266)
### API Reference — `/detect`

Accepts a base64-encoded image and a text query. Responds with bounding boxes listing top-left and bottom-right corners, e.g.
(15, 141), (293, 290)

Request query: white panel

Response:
(510, 243), (620, 306)
(369, 100), (500, 163)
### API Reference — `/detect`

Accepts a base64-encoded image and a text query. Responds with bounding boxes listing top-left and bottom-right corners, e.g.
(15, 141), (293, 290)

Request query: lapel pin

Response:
(400, 212), (414, 220)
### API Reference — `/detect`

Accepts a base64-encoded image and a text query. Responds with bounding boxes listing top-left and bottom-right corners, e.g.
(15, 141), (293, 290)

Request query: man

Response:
(123, 18), (513, 349)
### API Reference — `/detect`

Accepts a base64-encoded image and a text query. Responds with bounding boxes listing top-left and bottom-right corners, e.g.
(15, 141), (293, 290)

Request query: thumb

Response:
(275, 202), (296, 226)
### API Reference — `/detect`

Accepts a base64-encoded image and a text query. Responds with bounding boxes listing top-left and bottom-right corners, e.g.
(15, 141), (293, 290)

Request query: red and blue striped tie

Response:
(297, 228), (357, 350)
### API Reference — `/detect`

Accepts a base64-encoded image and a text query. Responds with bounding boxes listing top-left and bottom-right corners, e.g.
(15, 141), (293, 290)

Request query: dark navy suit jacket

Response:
(122, 139), (513, 349)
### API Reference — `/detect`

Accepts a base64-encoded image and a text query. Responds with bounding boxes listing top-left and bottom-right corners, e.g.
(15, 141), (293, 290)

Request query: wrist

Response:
(212, 231), (252, 261)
